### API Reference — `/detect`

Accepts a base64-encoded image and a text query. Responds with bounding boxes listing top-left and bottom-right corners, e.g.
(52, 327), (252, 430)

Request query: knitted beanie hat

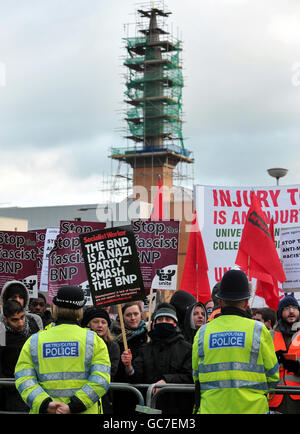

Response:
(153, 302), (178, 323)
(277, 295), (300, 320)
(81, 306), (111, 328)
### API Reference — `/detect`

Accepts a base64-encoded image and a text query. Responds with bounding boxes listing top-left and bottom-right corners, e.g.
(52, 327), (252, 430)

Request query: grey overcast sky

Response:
(0, 0), (299, 206)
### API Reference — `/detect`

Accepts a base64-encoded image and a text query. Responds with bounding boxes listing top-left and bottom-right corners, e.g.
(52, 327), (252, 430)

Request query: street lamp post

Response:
(267, 168), (288, 185)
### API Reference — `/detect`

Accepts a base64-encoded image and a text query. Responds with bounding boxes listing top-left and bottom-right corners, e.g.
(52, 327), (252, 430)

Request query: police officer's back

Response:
(14, 286), (111, 414)
(192, 269), (279, 414)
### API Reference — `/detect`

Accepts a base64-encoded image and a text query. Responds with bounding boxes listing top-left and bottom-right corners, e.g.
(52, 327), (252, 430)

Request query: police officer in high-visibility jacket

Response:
(14, 286), (111, 414)
(192, 269), (279, 414)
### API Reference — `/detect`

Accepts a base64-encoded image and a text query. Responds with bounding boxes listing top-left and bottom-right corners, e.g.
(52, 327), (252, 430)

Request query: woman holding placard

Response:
(111, 301), (148, 415)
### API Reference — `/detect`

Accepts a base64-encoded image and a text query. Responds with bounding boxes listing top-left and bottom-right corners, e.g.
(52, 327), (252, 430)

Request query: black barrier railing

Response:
(1, 378), (300, 414)
(0, 379), (146, 414)
(145, 383), (300, 412)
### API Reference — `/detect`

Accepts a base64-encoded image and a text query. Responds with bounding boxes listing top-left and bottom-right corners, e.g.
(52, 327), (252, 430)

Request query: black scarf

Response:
(4, 316), (31, 340)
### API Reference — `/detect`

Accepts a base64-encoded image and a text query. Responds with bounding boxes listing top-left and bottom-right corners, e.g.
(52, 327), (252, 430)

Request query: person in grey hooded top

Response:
(0, 280), (43, 331)
(183, 301), (207, 344)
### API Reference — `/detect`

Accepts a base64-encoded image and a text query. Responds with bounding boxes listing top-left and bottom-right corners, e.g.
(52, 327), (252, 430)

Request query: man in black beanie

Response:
(269, 294), (300, 414)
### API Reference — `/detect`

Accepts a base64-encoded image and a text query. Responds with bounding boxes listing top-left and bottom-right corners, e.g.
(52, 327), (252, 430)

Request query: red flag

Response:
(150, 178), (164, 220)
(180, 211), (211, 303)
(235, 193), (286, 309)
(255, 219), (280, 310)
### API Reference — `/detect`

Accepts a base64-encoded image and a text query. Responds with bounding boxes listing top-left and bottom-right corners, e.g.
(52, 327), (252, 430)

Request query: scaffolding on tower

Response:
(108, 1), (194, 201)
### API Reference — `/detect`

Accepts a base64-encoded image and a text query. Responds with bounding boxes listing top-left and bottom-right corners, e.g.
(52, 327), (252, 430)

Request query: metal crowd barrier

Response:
(0, 379), (146, 414)
(1, 378), (300, 414)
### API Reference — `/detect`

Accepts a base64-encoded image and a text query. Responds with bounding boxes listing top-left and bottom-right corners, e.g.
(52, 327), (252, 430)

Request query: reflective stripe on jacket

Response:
(14, 323), (111, 414)
(192, 315), (279, 414)
(269, 330), (300, 407)
(207, 308), (221, 322)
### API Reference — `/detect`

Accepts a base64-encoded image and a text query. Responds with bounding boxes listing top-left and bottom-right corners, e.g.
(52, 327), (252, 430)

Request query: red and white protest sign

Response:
(0, 231), (38, 298)
(194, 184), (300, 304)
(47, 221), (106, 305)
(132, 219), (179, 295)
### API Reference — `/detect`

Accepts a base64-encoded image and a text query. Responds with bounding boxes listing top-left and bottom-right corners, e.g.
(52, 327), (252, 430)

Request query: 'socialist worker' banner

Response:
(195, 184), (300, 290)
(80, 226), (146, 307)
(132, 219), (179, 296)
(0, 231), (38, 298)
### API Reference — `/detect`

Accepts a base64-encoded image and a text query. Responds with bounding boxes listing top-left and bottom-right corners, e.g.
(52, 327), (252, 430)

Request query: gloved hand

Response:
(281, 359), (300, 375)
(275, 350), (287, 365)
(276, 350), (300, 375)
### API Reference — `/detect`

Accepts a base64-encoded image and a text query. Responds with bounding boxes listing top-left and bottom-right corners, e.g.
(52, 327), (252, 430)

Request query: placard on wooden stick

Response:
(79, 226), (146, 350)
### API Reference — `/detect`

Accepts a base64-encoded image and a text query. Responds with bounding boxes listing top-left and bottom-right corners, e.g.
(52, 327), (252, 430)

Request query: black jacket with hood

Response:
(127, 326), (194, 414)
(169, 290), (196, 334)
(183, 301), (208, 344)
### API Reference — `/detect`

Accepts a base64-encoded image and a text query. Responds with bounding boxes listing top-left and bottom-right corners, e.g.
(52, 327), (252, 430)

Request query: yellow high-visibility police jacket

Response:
(15, 322), (111, 414)
(192, 314), (279, 414)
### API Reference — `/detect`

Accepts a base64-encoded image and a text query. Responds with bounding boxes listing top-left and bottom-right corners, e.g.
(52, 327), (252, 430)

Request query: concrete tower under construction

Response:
(110, 1), (193, 199)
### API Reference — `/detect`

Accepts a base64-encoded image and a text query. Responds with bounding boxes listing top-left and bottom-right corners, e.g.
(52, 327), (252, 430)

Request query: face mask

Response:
(153, 322), (176, 338)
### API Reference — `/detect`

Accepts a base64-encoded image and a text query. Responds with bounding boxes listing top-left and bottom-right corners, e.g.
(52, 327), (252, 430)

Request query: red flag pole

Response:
(248, 255), (256, 308)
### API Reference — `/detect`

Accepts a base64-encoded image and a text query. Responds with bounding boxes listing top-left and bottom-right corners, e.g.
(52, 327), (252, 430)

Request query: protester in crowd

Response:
(204, 299), (214, 318)
(15, 285), (110, 414)
(29, 292), (53, 328)
(207, 282), (221, 321)
(0, 300), (40, 412)
(169, 290), (196, 332)
(253, 307), (277, 331)
(192, 269), (279, 414)
(121, 302), (194, 414)
(81, 306), (120, 414)
(183, 301), (207, 344)
(111, 301), (148, 415)
(1, 280), (43, 330)
(269, 295), (300, 414)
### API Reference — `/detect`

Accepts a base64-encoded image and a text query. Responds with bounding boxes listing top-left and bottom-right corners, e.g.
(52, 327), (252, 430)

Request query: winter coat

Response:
(0, 315), (40, 378)
(128, 328), (194, 414)
(102, 339), (120, 414)
(110, 319), (148, 414)
(111, 318), (148, 381)
(0, 315), (40, 413)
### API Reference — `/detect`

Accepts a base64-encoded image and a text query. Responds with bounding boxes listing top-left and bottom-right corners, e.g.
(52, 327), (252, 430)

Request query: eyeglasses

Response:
(282, 305), (298, 312)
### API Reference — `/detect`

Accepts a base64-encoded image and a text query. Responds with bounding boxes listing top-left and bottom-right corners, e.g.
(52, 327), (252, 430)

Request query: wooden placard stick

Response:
(147, 287), (154, 333)
(117, 304), (128, 352)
